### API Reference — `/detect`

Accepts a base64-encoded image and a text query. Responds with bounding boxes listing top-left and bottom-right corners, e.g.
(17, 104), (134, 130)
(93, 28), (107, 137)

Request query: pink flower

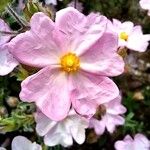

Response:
(89, 95), (126, 135)
(115, 134), (150, 150)
(108, 19), (150, 52)
(0, 19), (18, 76)
(35, 109), (88, 147)
(140, 0), (150, 16)
(9, 7), (124, 121)
(0, 136), (42, 150)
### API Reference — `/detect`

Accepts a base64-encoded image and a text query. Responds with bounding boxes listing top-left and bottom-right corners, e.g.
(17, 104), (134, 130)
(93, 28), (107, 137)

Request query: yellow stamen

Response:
(60, 53), (80, 73)
(120, 32), (128, 41)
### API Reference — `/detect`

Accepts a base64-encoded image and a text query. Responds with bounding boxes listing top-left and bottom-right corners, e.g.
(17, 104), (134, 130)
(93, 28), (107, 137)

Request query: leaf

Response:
(0, 0), (12, 13)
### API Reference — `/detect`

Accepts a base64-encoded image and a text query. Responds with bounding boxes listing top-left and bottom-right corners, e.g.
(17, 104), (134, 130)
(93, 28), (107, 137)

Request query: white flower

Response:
(108, 19), (150, 52)
(35, 109), (89, 147)
(0, 136), (42, 150)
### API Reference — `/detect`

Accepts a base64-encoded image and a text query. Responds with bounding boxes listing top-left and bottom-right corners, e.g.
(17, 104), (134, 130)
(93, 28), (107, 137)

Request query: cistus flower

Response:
(9, 7), (124, 121)
(108, 19), (150, 52)
(0, 19), (18, 76)
(114, 134), (150, 150)
(0, 136), (42, 150)
(140, 0), (150, 16)
(89, 95), (126, 135)
(35, 109), (88, 147)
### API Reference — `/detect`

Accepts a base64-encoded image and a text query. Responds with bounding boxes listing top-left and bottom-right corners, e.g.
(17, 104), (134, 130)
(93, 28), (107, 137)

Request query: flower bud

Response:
(6, 96), (19, 108)
(0, 106), (8, 117)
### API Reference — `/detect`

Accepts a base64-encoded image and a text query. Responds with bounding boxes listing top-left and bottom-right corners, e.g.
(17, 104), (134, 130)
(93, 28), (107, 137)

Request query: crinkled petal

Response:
(56, 7), (107, 55)
(12, 136), (42, 150)
(71, 71), (119, 117)
(20, 66), (71, 121)
(80, 32), (124, 76)
(0, 45), (18, 76)
(8, 12), (68, 68)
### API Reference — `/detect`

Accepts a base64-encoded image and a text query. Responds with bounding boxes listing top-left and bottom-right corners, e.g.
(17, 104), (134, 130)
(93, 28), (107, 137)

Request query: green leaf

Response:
(0, 0), (12, 13)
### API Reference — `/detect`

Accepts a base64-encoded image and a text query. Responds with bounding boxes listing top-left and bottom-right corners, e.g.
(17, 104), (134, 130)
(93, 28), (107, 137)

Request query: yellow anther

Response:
(120, 32), (128, 41)
(60, 53), (80, 73)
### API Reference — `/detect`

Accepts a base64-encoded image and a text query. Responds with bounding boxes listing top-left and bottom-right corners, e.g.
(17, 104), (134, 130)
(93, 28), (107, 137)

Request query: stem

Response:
(6, 5), (27, 28)
(0, 30), (18, 35)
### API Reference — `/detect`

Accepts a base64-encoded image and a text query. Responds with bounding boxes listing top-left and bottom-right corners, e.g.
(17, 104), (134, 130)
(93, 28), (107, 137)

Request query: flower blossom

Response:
(114, 134), (150, 150)
(89, 95), (126, 135)
(35, 109), (88, 147)
(0, 136), (42, 150)
(0, 19), (18, 76)
(9, 7), (124, 121)
(108, 19), (150, 52)
(140, 0), (150, 16)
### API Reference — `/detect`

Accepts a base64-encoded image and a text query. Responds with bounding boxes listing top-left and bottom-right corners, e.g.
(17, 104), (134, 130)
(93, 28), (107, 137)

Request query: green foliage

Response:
(0, 0), (12, 13)
(123, 112), (144, 134)
(0, 102), (35, 133)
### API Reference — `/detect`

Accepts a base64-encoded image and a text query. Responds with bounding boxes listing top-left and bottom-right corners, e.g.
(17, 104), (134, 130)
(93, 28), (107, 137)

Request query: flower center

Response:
(60, 53), (80, 73)
(120, 32), (128, 41)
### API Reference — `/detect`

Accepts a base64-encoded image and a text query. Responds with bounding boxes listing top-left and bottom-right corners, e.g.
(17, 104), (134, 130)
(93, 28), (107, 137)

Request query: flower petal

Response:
(114, 141), (127, 150)
(89, 118), (105, 135)
(140, 0), (150, 10)
(70, 115), (88, 144)
(0, 19), (11, 46)
(127, 26), (150, 52)
(8, 12), (68, 68)
(106, 96), (127, 115)
(56, 7), (107, 55)
(35, 111), (57, 136)
(0, 45), (18, 76)
(80, 32), (124, 76)
(20, 66), (71, 121)
(104, 114), (125, 133)
(44, 128), (73, 147)
(134, 134), (150, 150)
(12, 136), (42, 150)
(71, 71), (119, 117)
